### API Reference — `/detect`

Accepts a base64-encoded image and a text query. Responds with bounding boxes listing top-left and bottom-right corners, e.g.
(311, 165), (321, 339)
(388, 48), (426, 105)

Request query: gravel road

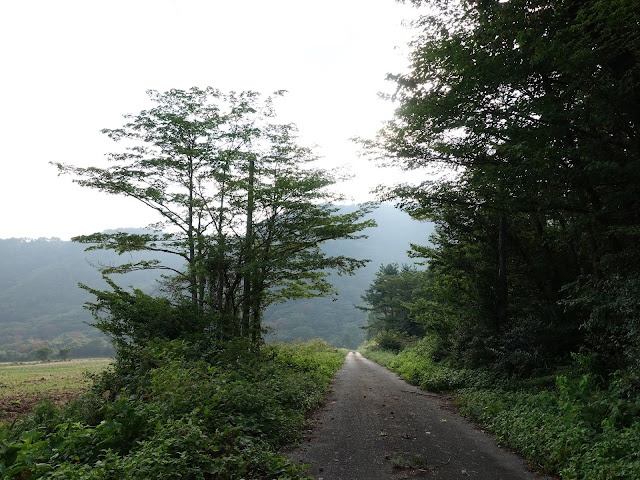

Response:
(290, 351), (551, 480)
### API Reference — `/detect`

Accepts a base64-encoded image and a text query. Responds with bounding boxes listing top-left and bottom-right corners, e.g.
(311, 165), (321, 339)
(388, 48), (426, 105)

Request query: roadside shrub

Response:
(361, 338), (493, 391)
(0, 339), (346, 479)
(369, 330), (416, 353)
(457, 373), (640, 478)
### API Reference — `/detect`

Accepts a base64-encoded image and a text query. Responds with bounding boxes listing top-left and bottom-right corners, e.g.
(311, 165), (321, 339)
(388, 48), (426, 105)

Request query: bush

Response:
(458, 377), (640, 479)
(33, 347), (53, 363)
(361, 337), (493, 391)
(57, 347), (72, 361)
(0, 339), (347, 479)
(366, 331), (417, 353)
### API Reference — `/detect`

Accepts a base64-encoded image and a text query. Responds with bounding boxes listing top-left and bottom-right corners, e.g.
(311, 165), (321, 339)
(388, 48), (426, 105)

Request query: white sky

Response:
(0, 0), (421, 240)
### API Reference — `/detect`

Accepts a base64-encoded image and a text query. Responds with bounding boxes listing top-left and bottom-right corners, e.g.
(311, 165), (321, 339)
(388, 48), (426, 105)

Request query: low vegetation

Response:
(0, 339), (344, 479)
(362, 339), (640, 479)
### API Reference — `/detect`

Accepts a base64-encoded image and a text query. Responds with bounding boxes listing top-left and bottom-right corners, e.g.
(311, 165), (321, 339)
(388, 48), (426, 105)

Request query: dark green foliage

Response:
(458, 372), (640, 479)
(562, 260), (640, 372)
(0, 339), (344, 479)
(369, 330), (415, 353)
(362, 338), (493, 392)
(80, 278), (218, 352)
(359, 263), (427, 338)
(363, 0), (640, 374)
(56, 347), (72, 361)
(33, 347), (53, 363)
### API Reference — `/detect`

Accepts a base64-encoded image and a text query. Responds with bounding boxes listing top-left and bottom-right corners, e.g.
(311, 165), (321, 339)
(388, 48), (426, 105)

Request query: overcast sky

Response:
(0, 0), (421, 240)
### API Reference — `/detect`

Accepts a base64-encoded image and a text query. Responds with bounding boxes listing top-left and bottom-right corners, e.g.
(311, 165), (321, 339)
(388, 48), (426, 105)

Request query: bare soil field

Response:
(0, 358), (111, 422)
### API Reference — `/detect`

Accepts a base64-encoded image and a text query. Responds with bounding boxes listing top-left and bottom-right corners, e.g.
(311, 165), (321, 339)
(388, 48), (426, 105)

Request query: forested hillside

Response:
(0, 232), (178, 360)
(0, 205), (432, 359)
(0, 238), (113, 361)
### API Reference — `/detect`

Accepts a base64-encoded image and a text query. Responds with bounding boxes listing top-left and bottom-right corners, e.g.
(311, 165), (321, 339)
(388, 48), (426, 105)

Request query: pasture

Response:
(0, 358), (111, 422)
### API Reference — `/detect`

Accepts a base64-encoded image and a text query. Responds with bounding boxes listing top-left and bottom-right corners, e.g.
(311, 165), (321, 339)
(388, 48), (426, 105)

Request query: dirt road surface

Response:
(290, 352), (551, 480)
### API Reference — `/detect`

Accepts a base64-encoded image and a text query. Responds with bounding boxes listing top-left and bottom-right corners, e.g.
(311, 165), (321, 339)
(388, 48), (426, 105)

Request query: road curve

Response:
(289, 352), (550, 480)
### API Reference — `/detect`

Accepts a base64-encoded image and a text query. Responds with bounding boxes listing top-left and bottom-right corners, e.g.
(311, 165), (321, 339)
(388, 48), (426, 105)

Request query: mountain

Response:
(0, 233), (177, 361)
(0, 205), (432, 358)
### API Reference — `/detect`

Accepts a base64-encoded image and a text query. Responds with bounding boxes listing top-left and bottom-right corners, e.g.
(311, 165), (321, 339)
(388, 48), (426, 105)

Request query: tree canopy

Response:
(55, 87), (375, 346)
(359, 263), (427, 338)
(365, 0), (640, 373)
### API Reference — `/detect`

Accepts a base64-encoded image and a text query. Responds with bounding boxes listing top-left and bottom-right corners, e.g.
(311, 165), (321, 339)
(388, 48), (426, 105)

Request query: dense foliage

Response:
(357, 4), (640, 475)
(358, 263), (427, 341)
(55, 87), (374, 347)
(362, 0), (640, 374)
(0, 339), (345, 479)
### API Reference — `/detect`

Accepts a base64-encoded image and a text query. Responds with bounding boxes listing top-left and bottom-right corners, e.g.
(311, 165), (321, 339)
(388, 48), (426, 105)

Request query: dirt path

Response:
(290, 352), (551, 480)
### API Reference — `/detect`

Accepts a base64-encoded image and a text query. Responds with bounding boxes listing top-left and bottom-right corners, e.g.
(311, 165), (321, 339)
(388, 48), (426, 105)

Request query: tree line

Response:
(360, 0), (639, 375)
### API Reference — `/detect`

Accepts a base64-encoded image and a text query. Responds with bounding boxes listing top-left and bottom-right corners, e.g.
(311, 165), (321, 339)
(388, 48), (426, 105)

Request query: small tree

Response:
(34, 347), (53, 363)
(57, 347), (72, 361)
(359, 263), (427, 338)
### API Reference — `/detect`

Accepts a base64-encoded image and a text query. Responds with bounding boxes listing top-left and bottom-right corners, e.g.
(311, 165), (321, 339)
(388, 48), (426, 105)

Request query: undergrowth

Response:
(0, 338), (345, 479)
(361, 339), (640, 479)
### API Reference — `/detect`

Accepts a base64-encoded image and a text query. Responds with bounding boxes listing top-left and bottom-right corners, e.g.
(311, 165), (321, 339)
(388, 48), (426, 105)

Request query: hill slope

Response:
(0, 205), (432, 357)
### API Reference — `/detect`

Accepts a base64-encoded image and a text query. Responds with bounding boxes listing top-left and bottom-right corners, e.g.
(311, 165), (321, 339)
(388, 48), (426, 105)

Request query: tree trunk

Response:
(241, 156), (255, 338)
(496, 214), (508, 331)
(187, 157), (198, 307)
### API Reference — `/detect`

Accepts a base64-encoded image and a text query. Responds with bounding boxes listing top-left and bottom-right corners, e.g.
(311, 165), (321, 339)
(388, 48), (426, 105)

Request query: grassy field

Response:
(0, 358), (112, 422)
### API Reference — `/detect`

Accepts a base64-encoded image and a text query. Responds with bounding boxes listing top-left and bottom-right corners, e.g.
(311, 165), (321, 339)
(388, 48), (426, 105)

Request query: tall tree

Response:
(55, 87), (375, 345)
(367, 0), (640, 371)
(359, 263), (427, 338)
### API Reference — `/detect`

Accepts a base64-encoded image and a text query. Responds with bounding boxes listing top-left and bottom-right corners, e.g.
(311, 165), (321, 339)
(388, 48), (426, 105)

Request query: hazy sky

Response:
(1, 0), (421, 240)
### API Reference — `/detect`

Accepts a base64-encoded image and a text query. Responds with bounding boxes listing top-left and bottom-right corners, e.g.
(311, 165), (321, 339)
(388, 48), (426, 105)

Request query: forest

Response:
(1, 0), (639, 478)
(356, 0), (640, 477)
(359, 0), (639, 376)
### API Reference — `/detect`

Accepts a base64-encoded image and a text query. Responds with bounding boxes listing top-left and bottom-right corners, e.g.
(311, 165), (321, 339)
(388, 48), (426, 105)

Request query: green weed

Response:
(0, 340), (344, 479)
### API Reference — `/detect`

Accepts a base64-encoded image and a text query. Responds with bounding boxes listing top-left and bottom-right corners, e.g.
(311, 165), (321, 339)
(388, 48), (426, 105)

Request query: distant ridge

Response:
(0, 204), (432, 357)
